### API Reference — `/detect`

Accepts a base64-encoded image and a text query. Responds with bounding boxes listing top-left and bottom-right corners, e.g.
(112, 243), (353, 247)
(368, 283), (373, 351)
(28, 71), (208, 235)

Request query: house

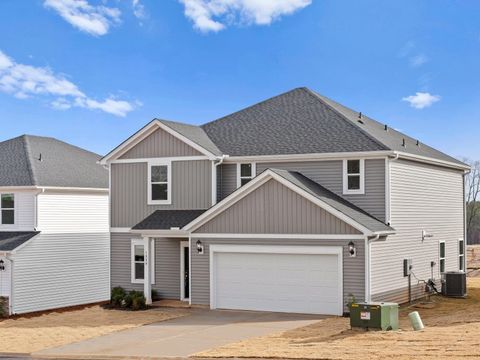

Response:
(0, 135), (109, 315)
(101, 87), (468, 316)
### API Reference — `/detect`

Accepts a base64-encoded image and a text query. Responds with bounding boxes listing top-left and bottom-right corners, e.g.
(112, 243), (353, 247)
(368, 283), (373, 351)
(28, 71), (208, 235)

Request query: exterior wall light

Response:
(196, 240), (204, 254)
(348, 241), (356, 257)
(0, 259), (5, 271)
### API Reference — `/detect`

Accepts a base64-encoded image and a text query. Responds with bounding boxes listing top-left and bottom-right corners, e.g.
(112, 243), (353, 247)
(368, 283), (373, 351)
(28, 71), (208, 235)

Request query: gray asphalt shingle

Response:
(132, 210), (207, 230)
(0, 232), (39, 251)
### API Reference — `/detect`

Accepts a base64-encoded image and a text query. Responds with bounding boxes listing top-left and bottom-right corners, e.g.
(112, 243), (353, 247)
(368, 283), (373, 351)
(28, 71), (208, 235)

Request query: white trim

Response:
(147, 159), (172, 205)
(209, 244), (343, 315)
(439, 240), (446, 275)
(110, 227), (131, 233)
(0, 186), (107, 193)
(236, 162), (256, 189)
(188, 236), (192, 305)
(100, 119), (218, 164)
(180, 241), (189, 301)
(130, 229), (189, 237)
(0, 193), (15, 227)
(193, 233), (365, 240)
(131, 239), (155, 284)
(342, 159), (365, 195)
(211, 161), (217, 206)
(459, 238), (465, 272)
(224, 151), (394, 163)
(394, 151), (470, 171)
(111, 156), (209, 164)
(385, 157), (390, 224)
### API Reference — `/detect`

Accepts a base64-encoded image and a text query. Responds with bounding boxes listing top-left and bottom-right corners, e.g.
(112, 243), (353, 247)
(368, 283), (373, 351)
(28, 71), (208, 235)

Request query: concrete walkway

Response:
(34, 309), (325, 359)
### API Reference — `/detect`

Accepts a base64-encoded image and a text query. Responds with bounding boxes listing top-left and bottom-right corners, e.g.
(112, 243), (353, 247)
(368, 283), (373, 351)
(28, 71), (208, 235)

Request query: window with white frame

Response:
(0, 194), (14, 225)
(131, 239), (155, 284)
(459, 239), (465, 272)
(148, 161), (171, 205)
(439, 240), (446, 274)
(237, 163), (256, 188)
(343, 159), (365, 194)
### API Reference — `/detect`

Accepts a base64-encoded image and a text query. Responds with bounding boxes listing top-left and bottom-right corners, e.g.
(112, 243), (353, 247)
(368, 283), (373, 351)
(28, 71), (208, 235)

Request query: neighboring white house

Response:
(0, 135), (109, 315)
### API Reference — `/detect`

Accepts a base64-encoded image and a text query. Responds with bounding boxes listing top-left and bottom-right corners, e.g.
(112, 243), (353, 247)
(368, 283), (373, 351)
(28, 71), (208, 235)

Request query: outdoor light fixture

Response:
(0, 260), (4, 271)
(422, 230), (434, 241)
(196, 240), (204, 254)
(348, 241), (356, 257)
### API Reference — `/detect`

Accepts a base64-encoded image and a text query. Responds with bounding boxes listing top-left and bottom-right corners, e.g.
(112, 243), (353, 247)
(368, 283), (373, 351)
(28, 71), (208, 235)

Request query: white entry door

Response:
(210, 245), (343, 315)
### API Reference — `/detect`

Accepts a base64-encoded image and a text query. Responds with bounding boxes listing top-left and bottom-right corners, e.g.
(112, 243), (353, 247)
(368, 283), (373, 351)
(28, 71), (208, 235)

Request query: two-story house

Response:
(0, 135), (109, 315)
(101, 87), (468, 316)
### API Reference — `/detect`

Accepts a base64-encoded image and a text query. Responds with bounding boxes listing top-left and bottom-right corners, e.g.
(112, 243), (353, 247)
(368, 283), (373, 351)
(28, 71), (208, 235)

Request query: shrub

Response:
(130, 291), (146, 311)
(0, 298), (7, 318)
(151, 289), (159, 301)
(111, 287), (126, 307)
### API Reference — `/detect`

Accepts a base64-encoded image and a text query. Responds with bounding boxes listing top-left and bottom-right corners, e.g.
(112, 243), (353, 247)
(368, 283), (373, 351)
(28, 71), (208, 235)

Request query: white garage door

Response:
(211, 245), (343, 315)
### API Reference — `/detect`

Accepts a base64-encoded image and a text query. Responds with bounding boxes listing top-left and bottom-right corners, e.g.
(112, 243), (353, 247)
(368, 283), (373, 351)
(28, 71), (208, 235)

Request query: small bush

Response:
(152, 289), (159, 301)
(111, 287), (126, 307)
(130, 291), (147, 311)
(0, 298), (7, 318)
(110, 287), (146, 311)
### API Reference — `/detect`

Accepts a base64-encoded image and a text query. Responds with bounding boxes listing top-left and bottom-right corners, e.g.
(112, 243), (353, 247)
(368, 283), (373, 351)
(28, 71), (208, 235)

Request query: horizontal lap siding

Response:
(255, 159), (386, 221)
(196, 179), (361, 234)
(13, 232), (110, 314)
(120, 128), (202, 159)
(371, 160), (464, 302)
(110, 233), (181, 299)
(111, 160), (211, 227)
(191, 238), (365, 311)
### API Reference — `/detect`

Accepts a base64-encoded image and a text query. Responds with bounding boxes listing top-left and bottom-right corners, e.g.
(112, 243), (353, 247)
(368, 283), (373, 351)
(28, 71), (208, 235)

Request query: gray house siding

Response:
(120, 127), (202, 159)
(190, 238), (365, 311)
(371, 159), (464, 303)
(197, 179), (361, 235)
(218, 159), (386, 221)
(111, 160), (211, 228)
(110, 233), (181, 299)
(217, 164), (237, 201)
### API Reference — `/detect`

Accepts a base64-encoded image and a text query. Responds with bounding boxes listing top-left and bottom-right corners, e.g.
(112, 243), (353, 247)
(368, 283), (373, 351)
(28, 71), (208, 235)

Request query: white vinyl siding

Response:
(0, 191), (35, 231)
(12, 232), (110, 314)
(36, 192), (109, 233)
(0, 256), (11, 297)
(0, 194), (14, 225)
(370, 159), (464, 302)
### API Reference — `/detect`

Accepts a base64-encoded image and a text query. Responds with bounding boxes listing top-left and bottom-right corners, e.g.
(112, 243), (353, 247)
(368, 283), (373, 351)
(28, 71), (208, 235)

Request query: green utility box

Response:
(349, 302), (399, 331)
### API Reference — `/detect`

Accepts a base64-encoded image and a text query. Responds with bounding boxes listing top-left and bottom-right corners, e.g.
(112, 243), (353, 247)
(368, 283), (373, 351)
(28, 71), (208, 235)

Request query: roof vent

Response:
(384, 124), (388, 131)
(402, 138), (406, 147)
(38, 153), (42, 162)
(416, 140), (420, 146)
(357, 112), (364, 124)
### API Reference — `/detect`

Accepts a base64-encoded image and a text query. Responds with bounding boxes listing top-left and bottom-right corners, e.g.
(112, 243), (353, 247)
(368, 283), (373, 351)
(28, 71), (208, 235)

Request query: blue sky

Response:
(0, 0), (479, 160)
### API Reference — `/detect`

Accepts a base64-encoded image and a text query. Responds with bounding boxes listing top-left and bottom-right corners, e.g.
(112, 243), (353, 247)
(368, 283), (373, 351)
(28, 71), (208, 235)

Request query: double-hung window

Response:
(343, 159), (365, 195)
(0, 194), (14, 225)
(131, 239), (155, 284)
(148, 161), (171, 205)
(459, 239), (465, 272)
(237, 163), (256, 188)
(439, 240), (446, 274)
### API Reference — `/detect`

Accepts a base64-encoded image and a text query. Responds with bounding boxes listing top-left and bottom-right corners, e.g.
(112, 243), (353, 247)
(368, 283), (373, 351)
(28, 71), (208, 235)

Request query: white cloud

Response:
(44, 0), (121, 36)
(132, 0), (147, 20)
(410, 54), (428, 67)
(179, 0), (312, 32)
(402, 92), (440, 109)
(0, 50), (136, 117)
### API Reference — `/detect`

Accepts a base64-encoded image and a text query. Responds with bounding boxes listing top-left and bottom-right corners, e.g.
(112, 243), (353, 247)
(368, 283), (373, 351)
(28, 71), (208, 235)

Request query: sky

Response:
(0, 0), (479, 160)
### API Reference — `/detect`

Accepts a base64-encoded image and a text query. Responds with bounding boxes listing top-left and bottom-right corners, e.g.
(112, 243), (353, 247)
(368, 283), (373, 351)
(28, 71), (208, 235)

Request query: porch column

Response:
(143, 237), (152, 305)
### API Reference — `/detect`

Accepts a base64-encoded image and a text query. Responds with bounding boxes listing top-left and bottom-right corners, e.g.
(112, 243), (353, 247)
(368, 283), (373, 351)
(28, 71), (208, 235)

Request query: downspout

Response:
(33, 188), (45, 231)
(365, 234), (382, 302)
(212, 155), (227, 206)
(386, 153), (400, 225)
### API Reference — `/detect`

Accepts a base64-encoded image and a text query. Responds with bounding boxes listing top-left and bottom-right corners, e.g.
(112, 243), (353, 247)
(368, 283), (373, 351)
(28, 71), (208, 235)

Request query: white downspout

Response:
(211, 155), (227, 206)
(33, 188), (45, 231)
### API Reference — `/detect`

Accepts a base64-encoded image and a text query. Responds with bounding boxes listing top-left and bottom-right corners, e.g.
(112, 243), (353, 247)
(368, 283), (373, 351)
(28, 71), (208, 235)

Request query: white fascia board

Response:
(224, 151), (394, 163)
(193, 233), (366, 240)
(39, 186), (108, 194)
(111, 156), (209, 164)
(129, 229), (189, 237)
(209, 244), (343, 256)
(394, 151), (470, 171)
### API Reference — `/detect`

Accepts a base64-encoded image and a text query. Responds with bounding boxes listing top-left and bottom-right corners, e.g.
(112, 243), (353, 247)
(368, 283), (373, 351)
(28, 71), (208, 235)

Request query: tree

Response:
(464, 158), (480, 244)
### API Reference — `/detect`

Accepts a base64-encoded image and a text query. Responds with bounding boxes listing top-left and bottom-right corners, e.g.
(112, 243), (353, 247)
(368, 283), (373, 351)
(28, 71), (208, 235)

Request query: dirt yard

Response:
(0, 305), (189, 354)
(196, 278), (480, 360)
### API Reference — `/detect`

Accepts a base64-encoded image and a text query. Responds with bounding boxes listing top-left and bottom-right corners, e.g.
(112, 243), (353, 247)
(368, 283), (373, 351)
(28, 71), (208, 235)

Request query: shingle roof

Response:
(0, 135), (108, 188)
(270, 168), (394, 233)
(0, 232), (39, 251)
(132, 210), (207, 230)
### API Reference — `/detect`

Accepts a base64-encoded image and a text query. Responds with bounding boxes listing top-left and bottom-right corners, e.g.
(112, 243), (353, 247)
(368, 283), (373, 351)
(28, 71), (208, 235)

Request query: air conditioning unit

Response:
(442, 271), (467, 298)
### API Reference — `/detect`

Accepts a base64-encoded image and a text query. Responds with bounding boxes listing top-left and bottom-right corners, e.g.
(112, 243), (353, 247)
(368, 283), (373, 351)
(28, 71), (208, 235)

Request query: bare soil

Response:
(0, 304), (189, 353)
(196, 278), (480, 360)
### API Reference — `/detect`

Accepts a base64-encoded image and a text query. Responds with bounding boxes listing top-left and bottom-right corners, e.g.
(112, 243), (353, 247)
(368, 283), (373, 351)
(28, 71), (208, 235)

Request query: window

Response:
(131, 239), (155, 284)
(148, 161), (171, 205)
(0, 194), (14, 225)
(237, 163), (256, 188)
(439, 241), (446, 274)
(343, 159), (365, 194)
(459, 239), (465, 272)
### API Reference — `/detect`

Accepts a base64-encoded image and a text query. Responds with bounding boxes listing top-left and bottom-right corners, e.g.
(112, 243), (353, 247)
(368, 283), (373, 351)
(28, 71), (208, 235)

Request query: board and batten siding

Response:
(197, 179), (361, 235)
(119, 127), (202, 159)
(370, 159), (464, 303)
(0, 190), (36, 232)
(110, 233), (181, 299)
(219, 159), (386, 221)
(217, 164), (237, 202)
(191, 238), (365, 312)
(12, 232), (110, 314)
(111, 160), (211, 228)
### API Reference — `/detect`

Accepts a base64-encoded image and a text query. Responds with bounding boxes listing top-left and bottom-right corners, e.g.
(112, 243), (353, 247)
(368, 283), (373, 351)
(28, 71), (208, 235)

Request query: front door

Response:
(181, 242), (190, 300)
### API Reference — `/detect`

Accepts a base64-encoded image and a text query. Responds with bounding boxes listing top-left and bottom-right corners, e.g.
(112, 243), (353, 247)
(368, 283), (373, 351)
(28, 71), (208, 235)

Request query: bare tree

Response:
(464, 158), (480, 243)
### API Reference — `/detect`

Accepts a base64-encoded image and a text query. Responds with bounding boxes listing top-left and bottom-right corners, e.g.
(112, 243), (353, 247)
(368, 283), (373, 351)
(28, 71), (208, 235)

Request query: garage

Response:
(210, 245), (343, 315)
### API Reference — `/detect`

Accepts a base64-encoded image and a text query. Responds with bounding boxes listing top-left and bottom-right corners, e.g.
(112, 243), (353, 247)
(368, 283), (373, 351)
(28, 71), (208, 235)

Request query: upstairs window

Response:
(343, 159), (365, 195)
(148, 161), (171, 205)
(439, 240), (446, 274)
(237, 163), (256, 188)
(0, 194), (14, 225)
(459, 239), (465, 272)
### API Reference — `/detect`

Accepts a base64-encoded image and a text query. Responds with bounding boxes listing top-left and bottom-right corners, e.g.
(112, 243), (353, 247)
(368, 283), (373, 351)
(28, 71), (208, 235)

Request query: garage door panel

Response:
(212, 248), (342, 315)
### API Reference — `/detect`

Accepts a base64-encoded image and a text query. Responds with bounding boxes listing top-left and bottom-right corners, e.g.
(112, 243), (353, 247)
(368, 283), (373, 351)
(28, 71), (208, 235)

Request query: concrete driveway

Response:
(34, 308), (325, 359)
